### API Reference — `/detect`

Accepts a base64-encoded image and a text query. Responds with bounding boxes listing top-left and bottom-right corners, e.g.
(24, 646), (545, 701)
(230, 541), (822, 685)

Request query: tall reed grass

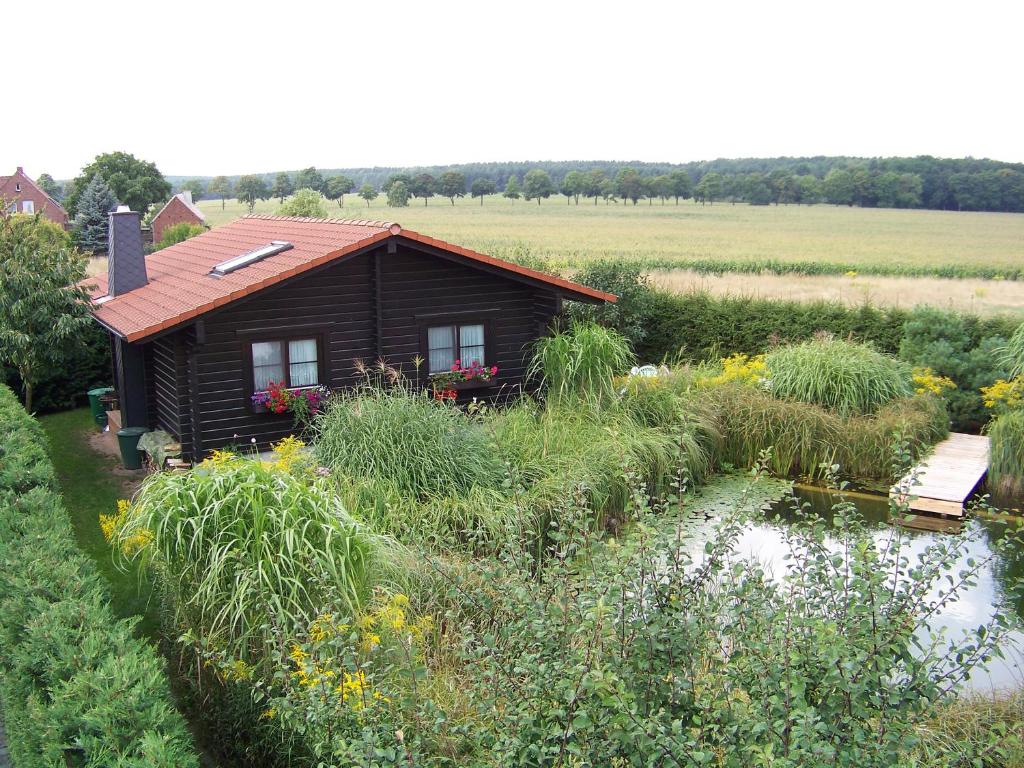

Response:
(528, 322), (633, 405)
(706, 383), (947, 479)
(765, 337), (912, 416)
(986, 408), (1024, 497)
(116, 457), (403, 664)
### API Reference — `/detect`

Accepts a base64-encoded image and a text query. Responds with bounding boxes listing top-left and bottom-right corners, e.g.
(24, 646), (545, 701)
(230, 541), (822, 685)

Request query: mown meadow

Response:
(93, 322), (1024, 767)
(198, 194), (1024, 281)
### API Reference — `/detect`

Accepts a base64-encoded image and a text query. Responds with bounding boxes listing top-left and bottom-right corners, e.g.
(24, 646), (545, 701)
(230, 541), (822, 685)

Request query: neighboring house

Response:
(151, 190), (206, 243)
(86, 211), (614, 459)
(0, 166), (69, 227)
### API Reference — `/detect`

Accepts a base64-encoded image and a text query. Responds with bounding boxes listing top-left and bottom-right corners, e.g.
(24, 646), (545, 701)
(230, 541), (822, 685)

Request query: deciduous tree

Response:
(614, 167), (644, 205)
(503, 174), (521, 200)
(294, 167), (325, 193)
(36, 173), (62, 201)
(438, 171), (466, 205)
(694, 172), (724, 205)
(236, 175), (270, 213)
(208, 176), (232, 209)
(668, 170), (692, 203)
(324, 175), (354, 207)
(0, 214), (92, 412)
(523, 169), (554, 204)
(470, 177), (496, 205)
(358, 183), (378, 207)
(387, 180), (410, 207)
(583, 169), (606, 204)
(560, 170), (585, 204)
(271, 172), (294, 203)
(65, 151), (170, 217)
(382, 174), (411, 195)
(410, 173), (437, 205)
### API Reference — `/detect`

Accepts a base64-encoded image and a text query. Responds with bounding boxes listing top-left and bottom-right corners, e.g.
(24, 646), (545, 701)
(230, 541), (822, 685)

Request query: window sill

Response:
(432, 378), (495, 392)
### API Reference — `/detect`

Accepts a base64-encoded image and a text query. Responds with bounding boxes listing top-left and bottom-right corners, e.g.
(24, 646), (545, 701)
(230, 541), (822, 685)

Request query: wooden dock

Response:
(890, 433), (989, 517)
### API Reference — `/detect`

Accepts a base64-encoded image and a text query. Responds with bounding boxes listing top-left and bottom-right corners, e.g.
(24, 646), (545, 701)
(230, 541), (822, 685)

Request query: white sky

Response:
(6, 0), (1022, 179)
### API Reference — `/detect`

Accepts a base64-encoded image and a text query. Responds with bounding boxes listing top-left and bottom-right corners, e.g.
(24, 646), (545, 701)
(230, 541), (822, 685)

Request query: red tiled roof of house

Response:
(87, 215), (615, 342)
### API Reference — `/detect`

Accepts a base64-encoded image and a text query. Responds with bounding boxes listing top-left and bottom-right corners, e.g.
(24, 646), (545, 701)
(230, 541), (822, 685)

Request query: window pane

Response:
(460, 324), (485, 366)
(427, 325), (455, 373)
(252, 341), (284, 391)
(288, 338), (317, 364)
(288, 339), (319, 387)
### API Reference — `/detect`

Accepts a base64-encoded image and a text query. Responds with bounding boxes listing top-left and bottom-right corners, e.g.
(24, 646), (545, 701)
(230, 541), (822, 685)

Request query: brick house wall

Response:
(0, 167), (69, 228)
(152, 195), (205, 244)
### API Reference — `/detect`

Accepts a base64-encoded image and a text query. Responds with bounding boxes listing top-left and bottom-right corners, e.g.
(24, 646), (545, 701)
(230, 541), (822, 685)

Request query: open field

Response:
(651, 269), (1024, 316)
(198, 195), (1024, 278)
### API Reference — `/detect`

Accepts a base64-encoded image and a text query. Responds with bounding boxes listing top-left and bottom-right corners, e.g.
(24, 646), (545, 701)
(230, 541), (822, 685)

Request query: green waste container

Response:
(87, 387), (115, 430)
(116, 427), (150, 470)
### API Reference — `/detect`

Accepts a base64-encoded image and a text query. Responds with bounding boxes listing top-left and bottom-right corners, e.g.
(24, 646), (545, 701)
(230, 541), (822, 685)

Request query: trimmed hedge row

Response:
(0, 384), (199, 767)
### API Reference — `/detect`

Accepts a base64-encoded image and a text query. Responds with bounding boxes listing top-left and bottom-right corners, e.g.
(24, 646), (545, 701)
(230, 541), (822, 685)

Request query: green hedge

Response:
(0, 384), (199, 767)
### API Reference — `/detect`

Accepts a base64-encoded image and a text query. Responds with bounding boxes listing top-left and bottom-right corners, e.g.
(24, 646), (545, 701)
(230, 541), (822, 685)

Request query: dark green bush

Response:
(0, 384), (199, 766)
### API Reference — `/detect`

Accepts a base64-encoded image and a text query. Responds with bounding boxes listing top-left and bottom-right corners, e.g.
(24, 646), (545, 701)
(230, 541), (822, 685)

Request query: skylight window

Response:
(210, 241), (293, 276)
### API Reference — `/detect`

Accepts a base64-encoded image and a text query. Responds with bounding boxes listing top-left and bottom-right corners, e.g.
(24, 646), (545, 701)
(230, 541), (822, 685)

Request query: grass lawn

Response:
(198, 194), (1024, 276)
(39, 407), (159, 638)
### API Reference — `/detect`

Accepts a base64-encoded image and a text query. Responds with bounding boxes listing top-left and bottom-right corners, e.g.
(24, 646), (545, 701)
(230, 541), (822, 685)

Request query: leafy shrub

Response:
(566, 260), (656, 347)
(529, 321), (633, 405)
(0, 384), (198, 766)
(156, 221), (205, 249)
(278, 187), (329, 218)
(765, 337), (912, 416)
(314, 384), (504, 500)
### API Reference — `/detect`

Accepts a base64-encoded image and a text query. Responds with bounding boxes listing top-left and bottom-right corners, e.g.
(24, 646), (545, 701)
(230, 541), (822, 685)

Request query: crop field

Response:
(198, 195), (1024, 279)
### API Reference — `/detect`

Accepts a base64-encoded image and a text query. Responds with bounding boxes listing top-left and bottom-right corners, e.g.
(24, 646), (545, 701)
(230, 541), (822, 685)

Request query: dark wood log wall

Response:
(139, 242), (565, 458)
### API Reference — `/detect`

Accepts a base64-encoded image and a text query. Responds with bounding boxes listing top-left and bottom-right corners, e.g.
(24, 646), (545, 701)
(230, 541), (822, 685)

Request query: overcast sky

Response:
(7, 0), (1022, 179)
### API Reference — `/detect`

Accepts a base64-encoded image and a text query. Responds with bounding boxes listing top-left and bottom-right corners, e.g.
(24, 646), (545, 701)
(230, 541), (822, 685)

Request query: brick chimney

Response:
(107, 205), (148, 296)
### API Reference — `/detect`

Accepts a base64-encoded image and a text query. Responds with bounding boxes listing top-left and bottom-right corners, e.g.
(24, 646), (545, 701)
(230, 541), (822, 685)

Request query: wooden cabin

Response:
(86, 210), (614, 459)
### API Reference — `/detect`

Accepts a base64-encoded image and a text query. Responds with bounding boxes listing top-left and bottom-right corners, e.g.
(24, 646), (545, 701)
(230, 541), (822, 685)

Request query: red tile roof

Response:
(88, 215), (615, 342)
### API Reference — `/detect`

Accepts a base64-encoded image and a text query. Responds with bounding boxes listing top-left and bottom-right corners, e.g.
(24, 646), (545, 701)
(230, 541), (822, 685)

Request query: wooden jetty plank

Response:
(890, 433), (989, 517)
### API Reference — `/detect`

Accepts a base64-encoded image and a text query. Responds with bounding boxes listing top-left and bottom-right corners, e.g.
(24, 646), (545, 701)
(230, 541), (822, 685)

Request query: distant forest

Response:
(169, 156), (1024, 213)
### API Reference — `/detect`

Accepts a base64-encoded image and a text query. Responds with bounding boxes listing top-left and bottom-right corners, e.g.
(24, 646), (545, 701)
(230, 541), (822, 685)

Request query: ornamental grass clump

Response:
(764, 336), (912, 416)
(313, 384), (504, 500)
(528, 321), (633, 406)
(986, 408), (1024, 497)
(113, 452), (400, 666)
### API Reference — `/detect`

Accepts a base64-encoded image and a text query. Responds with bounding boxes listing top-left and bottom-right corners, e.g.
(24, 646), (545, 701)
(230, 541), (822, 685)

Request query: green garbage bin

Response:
(87, 387), (115, 430)
(116, 427), (150, 470)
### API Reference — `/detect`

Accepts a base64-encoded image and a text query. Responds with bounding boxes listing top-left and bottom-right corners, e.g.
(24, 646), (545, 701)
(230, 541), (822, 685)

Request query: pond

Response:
(676, 479), (1024, 692)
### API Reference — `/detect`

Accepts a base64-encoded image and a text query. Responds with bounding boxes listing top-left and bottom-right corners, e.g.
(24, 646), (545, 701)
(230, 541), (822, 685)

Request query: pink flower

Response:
(490, 366), (498, 375)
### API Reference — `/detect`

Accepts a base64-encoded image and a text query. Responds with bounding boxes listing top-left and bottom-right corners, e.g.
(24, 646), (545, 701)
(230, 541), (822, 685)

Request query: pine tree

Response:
(72, 174), (118, 254)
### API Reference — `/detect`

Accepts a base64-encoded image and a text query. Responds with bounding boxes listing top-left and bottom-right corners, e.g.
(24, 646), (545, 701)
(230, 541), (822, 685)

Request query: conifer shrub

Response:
(0, 384), (198, 766)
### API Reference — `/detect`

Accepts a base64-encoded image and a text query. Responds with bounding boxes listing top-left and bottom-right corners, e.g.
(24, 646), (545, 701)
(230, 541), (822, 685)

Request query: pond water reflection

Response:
(679, 483), (1024, 692)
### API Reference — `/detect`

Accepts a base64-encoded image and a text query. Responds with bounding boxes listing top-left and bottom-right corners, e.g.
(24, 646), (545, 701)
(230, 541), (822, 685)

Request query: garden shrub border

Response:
(0, 384), (199, 766)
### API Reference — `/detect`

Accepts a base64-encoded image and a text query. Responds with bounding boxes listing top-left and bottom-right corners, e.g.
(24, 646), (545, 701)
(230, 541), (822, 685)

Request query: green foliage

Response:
(65, 151), (170, 218)
(522, 168), (554, 204)
(271, 171), (293, 202)
(470, 176), (496, 203)
(235, 174), (270, 213)
(324, 174), (354, 206)
(358, 182), (378, 206)
(36, 172), (62, 200)
(71, 173), (118, 253)
(502, 173), (521, 199)
(386, 180), (410, 208)
(278, 187), (329, 218)
(706, 382), (947, 478)
(315, 384), (504, 500)
(1000, 321), (1024, 378)
(179, 178), (205, 202)
(0, 214), (93, 412)
(409, 173), (436, 205)
(156, 221), (205, 249)
(567, 261), (656, 346)
(529, 321), (634, 406)
(120, 455), (389, 667)
(207, 175), (232, 209)
(294, 166), (325, 193)
(986, 408), (1024, 497)
(614, 166), (644, 204)
(765, 337), (912, 416)
(0, 385), (198, 766)
(438, 170), (466, 205)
